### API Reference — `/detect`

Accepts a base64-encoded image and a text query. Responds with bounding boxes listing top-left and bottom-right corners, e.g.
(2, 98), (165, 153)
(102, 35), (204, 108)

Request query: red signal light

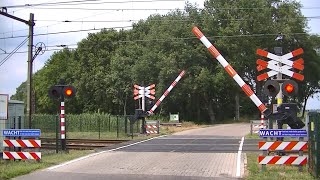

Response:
(282, 80), (298, 97)
(65, 88), (73, 96)
(284, 84), (294, 93)
(63, 86), (76, 98)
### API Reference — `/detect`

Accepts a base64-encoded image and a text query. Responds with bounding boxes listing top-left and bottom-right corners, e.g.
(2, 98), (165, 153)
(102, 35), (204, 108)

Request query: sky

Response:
(0, 0), (319, 110)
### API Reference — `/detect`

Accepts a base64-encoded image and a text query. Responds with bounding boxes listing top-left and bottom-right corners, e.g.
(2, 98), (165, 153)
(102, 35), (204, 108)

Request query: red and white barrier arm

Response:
(148, 70), (186, 114)
(192, 27), (271, 116)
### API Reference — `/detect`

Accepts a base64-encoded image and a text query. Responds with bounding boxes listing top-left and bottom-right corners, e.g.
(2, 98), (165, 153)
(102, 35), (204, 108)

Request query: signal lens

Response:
(285, 84), (294, 93)
(65, 88), (73, 96)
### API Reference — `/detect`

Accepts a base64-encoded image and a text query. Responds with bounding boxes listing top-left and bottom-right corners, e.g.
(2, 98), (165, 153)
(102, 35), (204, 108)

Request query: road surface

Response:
(14, 123), (257, 180)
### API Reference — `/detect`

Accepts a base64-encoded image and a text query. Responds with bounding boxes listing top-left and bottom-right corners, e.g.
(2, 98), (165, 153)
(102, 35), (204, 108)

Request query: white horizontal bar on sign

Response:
(134, 84), (144, 90)
(145, 84), (155, 90)
(137, 89), (145, 94)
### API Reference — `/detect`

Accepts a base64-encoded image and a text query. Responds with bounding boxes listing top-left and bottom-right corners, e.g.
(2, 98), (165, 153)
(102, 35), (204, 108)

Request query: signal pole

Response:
(27, 13), (35, 128)
(275, 34), (284, 107)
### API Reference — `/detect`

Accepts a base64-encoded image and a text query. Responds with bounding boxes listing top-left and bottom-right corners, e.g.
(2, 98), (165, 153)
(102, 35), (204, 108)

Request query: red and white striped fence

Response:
(258, 141), (308, 166)
(3, 151), (41, 160)
(192, 27), (270, 116)
(148, 70), (186, 114)
(145, 120), (160, 134)
(259, 141), (307, 151)
(2, 139), (41, 160)
(3, 139), (41, 148)
(258, 156), (307, 165)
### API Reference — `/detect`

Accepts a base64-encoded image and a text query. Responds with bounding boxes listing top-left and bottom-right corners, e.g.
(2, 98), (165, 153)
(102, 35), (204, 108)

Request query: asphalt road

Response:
(14, 123), (259, 180)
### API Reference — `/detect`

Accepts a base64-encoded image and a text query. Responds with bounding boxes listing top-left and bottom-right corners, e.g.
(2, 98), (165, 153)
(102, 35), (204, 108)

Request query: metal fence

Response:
(5, 114), (141, 139)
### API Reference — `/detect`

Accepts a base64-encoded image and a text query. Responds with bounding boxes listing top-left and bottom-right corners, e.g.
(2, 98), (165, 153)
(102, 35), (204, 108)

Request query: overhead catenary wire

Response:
(33, 15), (320, 22)
(2, 14), (319, 36)
(0, 30), (313, 55)
(0, 37), (28, 67)
(2, 0), (185, 8)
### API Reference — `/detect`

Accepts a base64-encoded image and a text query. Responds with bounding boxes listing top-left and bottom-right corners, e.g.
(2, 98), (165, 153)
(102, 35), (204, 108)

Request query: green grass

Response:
(244, 132), (315, 179)
(0, 150), (92, 180)
(245, 153), (314, 180)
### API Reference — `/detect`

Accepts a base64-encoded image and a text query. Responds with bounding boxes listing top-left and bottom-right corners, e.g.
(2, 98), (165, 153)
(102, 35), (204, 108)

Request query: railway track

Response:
(41, 138), (129, 150)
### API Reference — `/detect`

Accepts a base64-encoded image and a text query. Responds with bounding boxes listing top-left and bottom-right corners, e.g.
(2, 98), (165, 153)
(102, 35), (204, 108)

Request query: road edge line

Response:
(236, 136), (245, 177)
(47, 135), (167, 170)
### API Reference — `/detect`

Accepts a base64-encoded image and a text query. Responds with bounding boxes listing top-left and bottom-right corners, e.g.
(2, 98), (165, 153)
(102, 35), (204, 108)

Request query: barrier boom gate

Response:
(192, 27), (271, 116)
(148, 70), (186, 114)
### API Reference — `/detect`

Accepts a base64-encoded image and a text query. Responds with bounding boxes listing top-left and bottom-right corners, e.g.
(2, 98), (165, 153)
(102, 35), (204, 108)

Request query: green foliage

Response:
(11, 0), (320, 124)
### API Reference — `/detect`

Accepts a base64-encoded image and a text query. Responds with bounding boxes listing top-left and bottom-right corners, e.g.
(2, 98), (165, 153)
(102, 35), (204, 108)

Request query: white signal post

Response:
(192, 27), (270, 116)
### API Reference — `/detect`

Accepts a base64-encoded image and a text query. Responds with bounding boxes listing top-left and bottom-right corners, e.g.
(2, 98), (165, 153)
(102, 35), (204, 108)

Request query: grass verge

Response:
(245, 153), (314, 180)
(244, 133), (314, 179)
(0, 150), (93, 180)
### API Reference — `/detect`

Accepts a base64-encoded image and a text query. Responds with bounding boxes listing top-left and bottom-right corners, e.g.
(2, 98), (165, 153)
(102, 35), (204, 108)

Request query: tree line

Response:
(11, 0), (320, 124)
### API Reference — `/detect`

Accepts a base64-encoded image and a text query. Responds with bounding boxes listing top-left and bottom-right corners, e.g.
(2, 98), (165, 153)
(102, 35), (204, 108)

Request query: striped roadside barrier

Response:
(3, 151), (41, 160)
(3, 139), (41, 148)
(250, 120), (268, 135)
(2, 139), (41, 160)
(145, 120), (160, 134)
(258, 155), (307, 165)
(192, 27), (271, 117)
(258, 140), (307, 167)
(258, 141), (307, 151)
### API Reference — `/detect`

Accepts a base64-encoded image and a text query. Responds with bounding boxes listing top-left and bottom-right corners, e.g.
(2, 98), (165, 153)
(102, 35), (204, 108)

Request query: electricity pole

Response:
(0, 10), (35, 128)
(27, 13), (34, 128)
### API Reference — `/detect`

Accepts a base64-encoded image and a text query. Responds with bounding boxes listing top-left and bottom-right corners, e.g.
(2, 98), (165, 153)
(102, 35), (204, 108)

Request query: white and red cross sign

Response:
(133, 84), (155, 100)
(256, 48), (304, 81)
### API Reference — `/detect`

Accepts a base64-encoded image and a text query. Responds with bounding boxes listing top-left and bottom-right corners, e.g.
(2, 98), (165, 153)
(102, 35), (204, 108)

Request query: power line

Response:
(2, 0), (185, 8)
(1, 14), (319, 40)
(34, 15), (320, 22)
(0, 37), (28, 67)
(0, 31), (312, 55)
(0, 25), (133, 40)
(17, 7), (184, 11)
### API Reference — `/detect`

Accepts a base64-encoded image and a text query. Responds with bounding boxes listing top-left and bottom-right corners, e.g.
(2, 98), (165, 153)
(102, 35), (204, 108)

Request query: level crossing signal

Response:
(48, 85), (76, 99)
(262, 79), (298, 97)
(133, 84), (155, 100)
(256, 48), (304, 81)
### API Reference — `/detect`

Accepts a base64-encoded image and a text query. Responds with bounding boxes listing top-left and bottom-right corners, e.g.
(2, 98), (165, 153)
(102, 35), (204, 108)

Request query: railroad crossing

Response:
(13, 123), (253, 180)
